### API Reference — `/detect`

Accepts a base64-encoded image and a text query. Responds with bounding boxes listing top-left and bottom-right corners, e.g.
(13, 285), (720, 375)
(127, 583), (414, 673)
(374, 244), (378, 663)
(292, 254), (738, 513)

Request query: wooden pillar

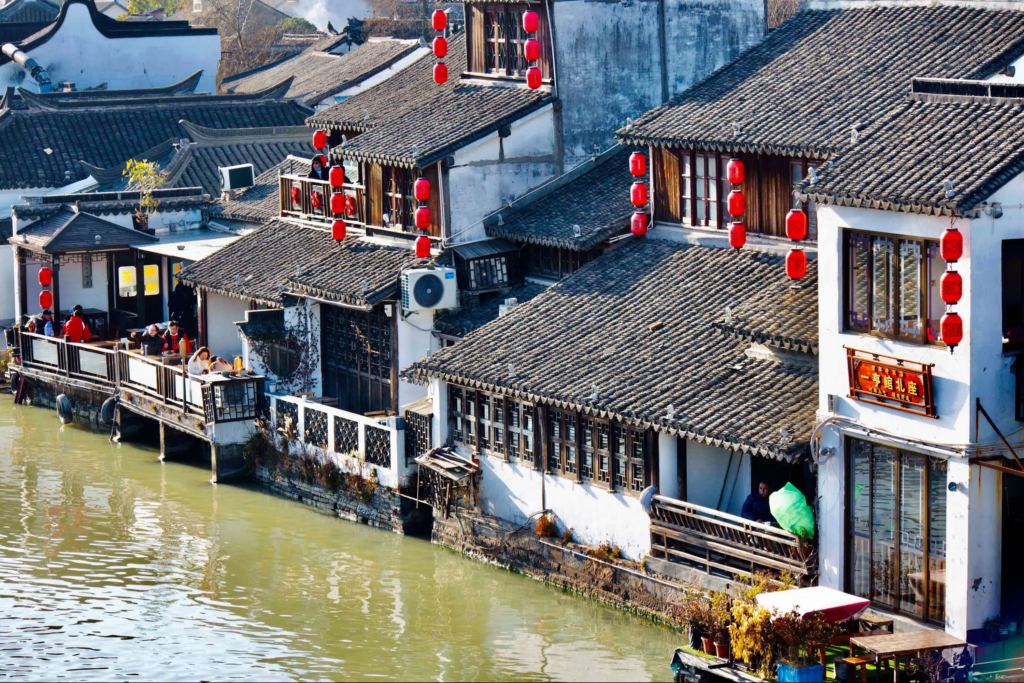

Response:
(50, 254), (60, 325)
(134, 251), (145, 326)
(158, 422), (167, 462)
(197, 289), (207, 347)
(536, 403), (548, 473)
(14, 246), (27, 320)
(106, 254), (116, 338)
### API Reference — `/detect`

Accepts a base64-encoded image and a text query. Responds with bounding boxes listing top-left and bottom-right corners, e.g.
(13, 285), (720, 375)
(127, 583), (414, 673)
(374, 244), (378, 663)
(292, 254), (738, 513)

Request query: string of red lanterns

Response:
(433, 10), (448, 84)
(785, 205), (808, 280)
(939, 226), (964, 351)
(628, 152), (648, 236)
(415, 176), (431, 258)
(38, 267), (53, 310)
(727, 159), (745, 249)
(523, 10), (541, 89)
(329, 150), (346, 241)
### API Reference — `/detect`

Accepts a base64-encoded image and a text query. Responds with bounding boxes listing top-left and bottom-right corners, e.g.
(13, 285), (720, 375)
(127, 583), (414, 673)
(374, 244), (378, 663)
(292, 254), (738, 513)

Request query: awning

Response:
(133, 229), (241, 263)
(756, 586), (870, 622)
(415, 447), (478, 482)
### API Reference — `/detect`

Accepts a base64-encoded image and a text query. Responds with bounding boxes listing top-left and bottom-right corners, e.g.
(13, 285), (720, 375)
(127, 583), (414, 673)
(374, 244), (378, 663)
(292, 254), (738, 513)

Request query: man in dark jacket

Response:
(741, 481), (777, 525)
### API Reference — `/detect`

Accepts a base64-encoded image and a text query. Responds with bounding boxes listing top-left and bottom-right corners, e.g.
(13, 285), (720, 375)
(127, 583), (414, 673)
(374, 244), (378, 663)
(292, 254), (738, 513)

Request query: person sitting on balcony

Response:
(188, 346), (211, 375)
(161, 320), (189, 354)
(308, 155), (331, 181)
(61, 305), (91, 344)
(32, 309), (55, 336)
(741, 481), (777, 526)
(135, 324), (165, 356)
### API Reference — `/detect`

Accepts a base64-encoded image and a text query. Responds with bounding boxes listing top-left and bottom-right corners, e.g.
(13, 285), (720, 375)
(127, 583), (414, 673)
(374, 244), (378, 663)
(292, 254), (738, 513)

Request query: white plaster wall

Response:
(205, 292), (247, 359)
(0, 245), (13, 323)
(658, 432), (679, 499)
(685, 439), (751, 517)
(816, 430), (846, 591)
(24, 254), (109, 317)
(397, 307), (436, 407)
(447, 106), (556, 243)
(0, 3), (220, 93)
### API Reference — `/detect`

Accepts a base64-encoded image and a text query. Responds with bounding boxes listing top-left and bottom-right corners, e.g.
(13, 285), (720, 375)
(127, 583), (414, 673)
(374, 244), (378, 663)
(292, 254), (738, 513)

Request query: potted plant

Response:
(708, 589), (733, 659)
(673, 592), (709, 652)
(772, 610), (842, 683)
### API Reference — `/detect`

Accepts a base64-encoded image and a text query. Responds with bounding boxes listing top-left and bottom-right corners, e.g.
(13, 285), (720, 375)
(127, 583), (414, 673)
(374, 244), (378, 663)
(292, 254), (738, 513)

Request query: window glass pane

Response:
(872, 236), (894, 334)
(899, 452), (926, 617)
(695, 155), (705, 179)
(899, 240), (923, 340)
(928, 457), (947, 623)
(871, 445), (897, 607)
(118, 265), (137, 298)
(848, 232), (870, 329)
(928, 242), (944, 344)
(849, 439), (872, 601)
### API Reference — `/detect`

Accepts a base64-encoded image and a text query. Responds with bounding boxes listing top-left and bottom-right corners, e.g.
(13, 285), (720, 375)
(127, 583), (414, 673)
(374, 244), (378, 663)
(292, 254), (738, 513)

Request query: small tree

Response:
(279, 17), (318, 34)
(123, 159), (165, 220)
(126, 0), (178, 15)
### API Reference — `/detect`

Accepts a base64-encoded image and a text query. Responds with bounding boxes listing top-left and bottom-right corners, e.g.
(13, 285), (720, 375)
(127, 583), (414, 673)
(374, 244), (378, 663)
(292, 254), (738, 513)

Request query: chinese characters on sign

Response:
(846, 348), (936, 418)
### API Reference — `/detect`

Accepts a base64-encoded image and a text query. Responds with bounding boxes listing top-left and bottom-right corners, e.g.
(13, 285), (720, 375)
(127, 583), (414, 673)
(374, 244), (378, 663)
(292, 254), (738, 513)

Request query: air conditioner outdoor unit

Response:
(219, 164), (255, 192)
(401, 267), (457, 313)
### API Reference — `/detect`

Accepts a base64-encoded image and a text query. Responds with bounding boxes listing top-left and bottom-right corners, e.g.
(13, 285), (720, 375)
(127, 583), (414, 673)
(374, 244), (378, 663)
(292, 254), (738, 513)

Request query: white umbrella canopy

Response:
(755, 586), (870, 622)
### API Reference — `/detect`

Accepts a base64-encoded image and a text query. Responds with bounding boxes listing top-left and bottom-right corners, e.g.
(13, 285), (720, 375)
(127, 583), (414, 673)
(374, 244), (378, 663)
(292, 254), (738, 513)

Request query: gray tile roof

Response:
(434, 282), (547, 337)
(222, 38), (421, 107)
(0, 22), (47, 43)
(0, 0), (58, 23)
(485, 146), (635, 250)
(309, 33), (554, 169)
(9, 208), (158, 253)
(797, 81), (1024, 217)
(0, 92), (310, 190)
(619, 5), (1024, 159)
(406, 239), (819, 461)
(13, 187), (211, 218)
(208, 156), (309, 224)
(286, 238), (418, 308)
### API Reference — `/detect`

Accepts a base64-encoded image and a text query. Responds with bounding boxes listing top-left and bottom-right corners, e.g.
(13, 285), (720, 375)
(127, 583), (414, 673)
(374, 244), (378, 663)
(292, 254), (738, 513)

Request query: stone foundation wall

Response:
(432, 509), (689, 624)
(18, 374), (111, 432)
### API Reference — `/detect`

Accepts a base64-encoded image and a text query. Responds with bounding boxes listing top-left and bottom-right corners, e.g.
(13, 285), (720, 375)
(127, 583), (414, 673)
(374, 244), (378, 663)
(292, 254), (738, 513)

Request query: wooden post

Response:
(50, 254), (60, 327)
(197, 290), (207, 347)
(135, 252), (146, 326)
(14, 247), (27, 320)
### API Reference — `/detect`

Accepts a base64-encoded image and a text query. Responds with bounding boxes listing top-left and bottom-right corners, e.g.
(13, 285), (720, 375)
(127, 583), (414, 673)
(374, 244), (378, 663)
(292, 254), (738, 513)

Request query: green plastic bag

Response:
(769, 483), (815, 539)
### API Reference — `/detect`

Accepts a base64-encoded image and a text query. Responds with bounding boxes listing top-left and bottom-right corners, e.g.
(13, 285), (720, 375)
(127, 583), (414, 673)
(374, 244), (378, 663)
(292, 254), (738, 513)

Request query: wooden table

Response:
(851, 630), (967, 682)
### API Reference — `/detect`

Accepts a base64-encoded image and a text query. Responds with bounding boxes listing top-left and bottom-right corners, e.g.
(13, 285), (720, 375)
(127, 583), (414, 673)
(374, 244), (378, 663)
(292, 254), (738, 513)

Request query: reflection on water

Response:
(0, 397), (678, 681)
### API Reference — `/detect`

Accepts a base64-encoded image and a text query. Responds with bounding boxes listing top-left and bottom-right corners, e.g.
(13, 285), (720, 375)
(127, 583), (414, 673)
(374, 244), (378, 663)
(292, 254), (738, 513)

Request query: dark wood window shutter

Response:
(654, 147), (681, 223)
(368, 163), (383, 227)
(423, 165), (443, 237)
(469, 5), (486, 73)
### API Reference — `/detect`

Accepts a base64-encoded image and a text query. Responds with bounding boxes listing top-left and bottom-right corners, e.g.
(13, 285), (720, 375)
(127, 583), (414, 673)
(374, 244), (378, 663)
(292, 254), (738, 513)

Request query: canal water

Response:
(0, 397), (680, 681)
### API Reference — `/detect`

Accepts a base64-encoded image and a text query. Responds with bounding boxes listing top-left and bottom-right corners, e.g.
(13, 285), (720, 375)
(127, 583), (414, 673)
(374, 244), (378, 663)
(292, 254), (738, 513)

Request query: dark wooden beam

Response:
(50, 254), (60, 329)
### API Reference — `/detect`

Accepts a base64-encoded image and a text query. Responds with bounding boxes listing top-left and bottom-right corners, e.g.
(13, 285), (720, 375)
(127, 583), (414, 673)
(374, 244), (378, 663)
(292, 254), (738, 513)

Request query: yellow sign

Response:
(117, 266), (137, 298)
(143, 264), (159, 296)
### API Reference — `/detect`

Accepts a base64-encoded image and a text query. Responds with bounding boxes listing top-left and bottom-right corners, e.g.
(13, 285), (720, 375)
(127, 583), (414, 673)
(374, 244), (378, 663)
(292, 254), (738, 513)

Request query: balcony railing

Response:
(649, 494), (817, 583)
(17, 330), (117, 388)
(279, 173), (366, 229)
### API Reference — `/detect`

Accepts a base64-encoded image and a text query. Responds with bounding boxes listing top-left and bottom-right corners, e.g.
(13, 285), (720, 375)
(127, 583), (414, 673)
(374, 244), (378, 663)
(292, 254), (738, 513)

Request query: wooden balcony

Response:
(649, 495), (817, 583)
(278, 173), (366, 229)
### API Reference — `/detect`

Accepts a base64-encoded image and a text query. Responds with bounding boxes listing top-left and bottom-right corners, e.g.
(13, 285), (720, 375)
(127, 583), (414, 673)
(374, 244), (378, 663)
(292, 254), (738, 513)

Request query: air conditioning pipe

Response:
(2, 44), (52, 92)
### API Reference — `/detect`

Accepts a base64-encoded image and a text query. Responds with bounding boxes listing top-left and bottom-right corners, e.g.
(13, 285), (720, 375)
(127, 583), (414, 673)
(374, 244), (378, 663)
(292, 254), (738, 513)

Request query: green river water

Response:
(0, 396), (681, 681)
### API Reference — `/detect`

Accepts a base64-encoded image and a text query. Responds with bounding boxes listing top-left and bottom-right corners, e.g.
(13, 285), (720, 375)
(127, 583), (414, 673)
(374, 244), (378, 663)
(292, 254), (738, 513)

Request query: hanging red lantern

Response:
(39, 290), (52, 310)
(941, 229), (963, 263)
(523, 10), (539, 32)
(329, 166), (345, 188)
(629, 152), (646, 177)
(312, 130), (327, 150)
(415, 178), (431, 201)
(631, 212), (648, 236)
(433, 36), (448, 58)
(330, 193), (346, 215)
(729, 223), (746, 249)
(434, 62), (448, 84)
(332, 220), (346, 241)
(432, 9), (447, 31)
(940, 271), (963, 304)
(415, 207), (431, 229)
(311, 191), (323, 210)
(290, 186), (301, 204)
(786, 209), (807, 241)
(727, 158), (744, 185)
(415, 235), (431, 259)
(786, 249), (807, 280)
(345, 195), (356, 216)
(940, 312), (963, 348)
(526, 66), (542, 90)
(524, 38), (540, 62)
(38, 267), (52, 287)
(630, 182), (648, 207)
(727, 190), (745, 217)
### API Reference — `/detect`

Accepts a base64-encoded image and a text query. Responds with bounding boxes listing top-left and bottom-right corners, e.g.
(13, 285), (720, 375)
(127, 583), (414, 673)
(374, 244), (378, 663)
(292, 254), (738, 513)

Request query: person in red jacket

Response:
(161, 320), (190, 354)
(62, 305), (91, 343)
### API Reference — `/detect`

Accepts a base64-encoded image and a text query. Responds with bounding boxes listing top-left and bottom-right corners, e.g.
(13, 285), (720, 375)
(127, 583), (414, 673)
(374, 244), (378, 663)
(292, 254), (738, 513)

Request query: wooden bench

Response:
(837, 655), (877, 683)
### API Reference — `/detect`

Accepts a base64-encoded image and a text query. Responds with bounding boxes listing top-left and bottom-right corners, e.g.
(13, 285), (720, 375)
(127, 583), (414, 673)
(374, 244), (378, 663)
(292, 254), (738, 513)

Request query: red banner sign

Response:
(846, 348), (936, 418)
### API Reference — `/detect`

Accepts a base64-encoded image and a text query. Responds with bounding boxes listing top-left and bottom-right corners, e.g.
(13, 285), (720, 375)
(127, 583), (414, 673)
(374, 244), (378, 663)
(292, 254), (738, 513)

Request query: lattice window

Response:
(629, 428), (646, 492)
(382, 166), (414, 231)
(365, 424), (391, 468)
(548, 409), (577, 475)
(209, 381), (259, 422)
(491, 396), (504, 458)
(277, 400), (299, 432)
(506, 400), (533, 463)
(596, 421), (610, 485)
(484, 6), (528, 76)
(478, 393), (492, 452)
(305, 407), (328, 448)
(580, 417), (595, 480)
(321, 304), (393, 415)
(612, 425), (627, 489)
(334, 415), (358, 456)
(467, 256), (509, 290)
(404, 410), (432, 465)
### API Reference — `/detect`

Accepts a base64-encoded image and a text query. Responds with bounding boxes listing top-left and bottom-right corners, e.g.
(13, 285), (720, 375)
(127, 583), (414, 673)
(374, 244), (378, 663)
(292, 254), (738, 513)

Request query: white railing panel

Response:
(127, 358), (159, 390)
(31, 338), (60, 367)
(78, 348), (108, 377)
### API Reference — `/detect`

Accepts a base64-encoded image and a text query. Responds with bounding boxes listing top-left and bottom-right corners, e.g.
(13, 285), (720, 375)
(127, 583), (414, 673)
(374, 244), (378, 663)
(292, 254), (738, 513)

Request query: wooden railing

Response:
(649, 495), (817, 583)
(17, 330), (117, 388)
(279, 173), (365, 228)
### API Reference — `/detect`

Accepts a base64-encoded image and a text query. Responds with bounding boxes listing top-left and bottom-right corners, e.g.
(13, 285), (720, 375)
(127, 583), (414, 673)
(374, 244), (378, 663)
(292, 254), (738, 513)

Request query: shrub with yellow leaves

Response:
(728, 601), (776, 679)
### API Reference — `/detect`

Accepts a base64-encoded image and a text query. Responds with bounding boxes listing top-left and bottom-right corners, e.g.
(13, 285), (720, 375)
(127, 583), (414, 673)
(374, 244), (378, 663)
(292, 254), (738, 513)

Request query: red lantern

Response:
(630, 182), (648, 207)
(524, 38), (540, 62)
(786, 249), (807, 280)
(434, 62), (448, 84)
(729, 223), (746, 249)
(345, 195), (356, 216)
(332, 220), (346, 241)
(940, 312), (963, 348)
(291, 186), (301, 204)
(631, 212), (648, 236)
(38, 267), (52, 287)
(629, 152), (646, 177)
(728, 190), (745, 217)
(526, 67), (542, 90)
(727, 158), (744, 185)
(941, 229), (963, 263)
(330, 193), (346, 215)
(312, 130), (327, 150)
(39, 290), (52, 310)
(523, 10), (539, 32)
(940, 271), (963, 304)
(415, 235), (431, 259)
(432, 9), (447, 31)
(415, 207), (431, 229)
(311, 191), (323, 210)
(329, 166), (345, 188)
(433, 36), (448, 58)
(786, 209), (808, 241)
(415, 177), (431, 201)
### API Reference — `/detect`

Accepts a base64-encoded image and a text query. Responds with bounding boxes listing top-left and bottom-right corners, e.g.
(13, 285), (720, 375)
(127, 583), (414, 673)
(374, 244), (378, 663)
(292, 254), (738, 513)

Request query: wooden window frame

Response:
(1003, 240), (1024, 351)
(468, 3), (551, 82)
(382, 166), (414, 231)
(843, 229), (942, 346)
(548, 408), (578, 476)
(506, 399), (535, 464)
(790, 160), (819, 241)
(580, 416), (595, 481)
